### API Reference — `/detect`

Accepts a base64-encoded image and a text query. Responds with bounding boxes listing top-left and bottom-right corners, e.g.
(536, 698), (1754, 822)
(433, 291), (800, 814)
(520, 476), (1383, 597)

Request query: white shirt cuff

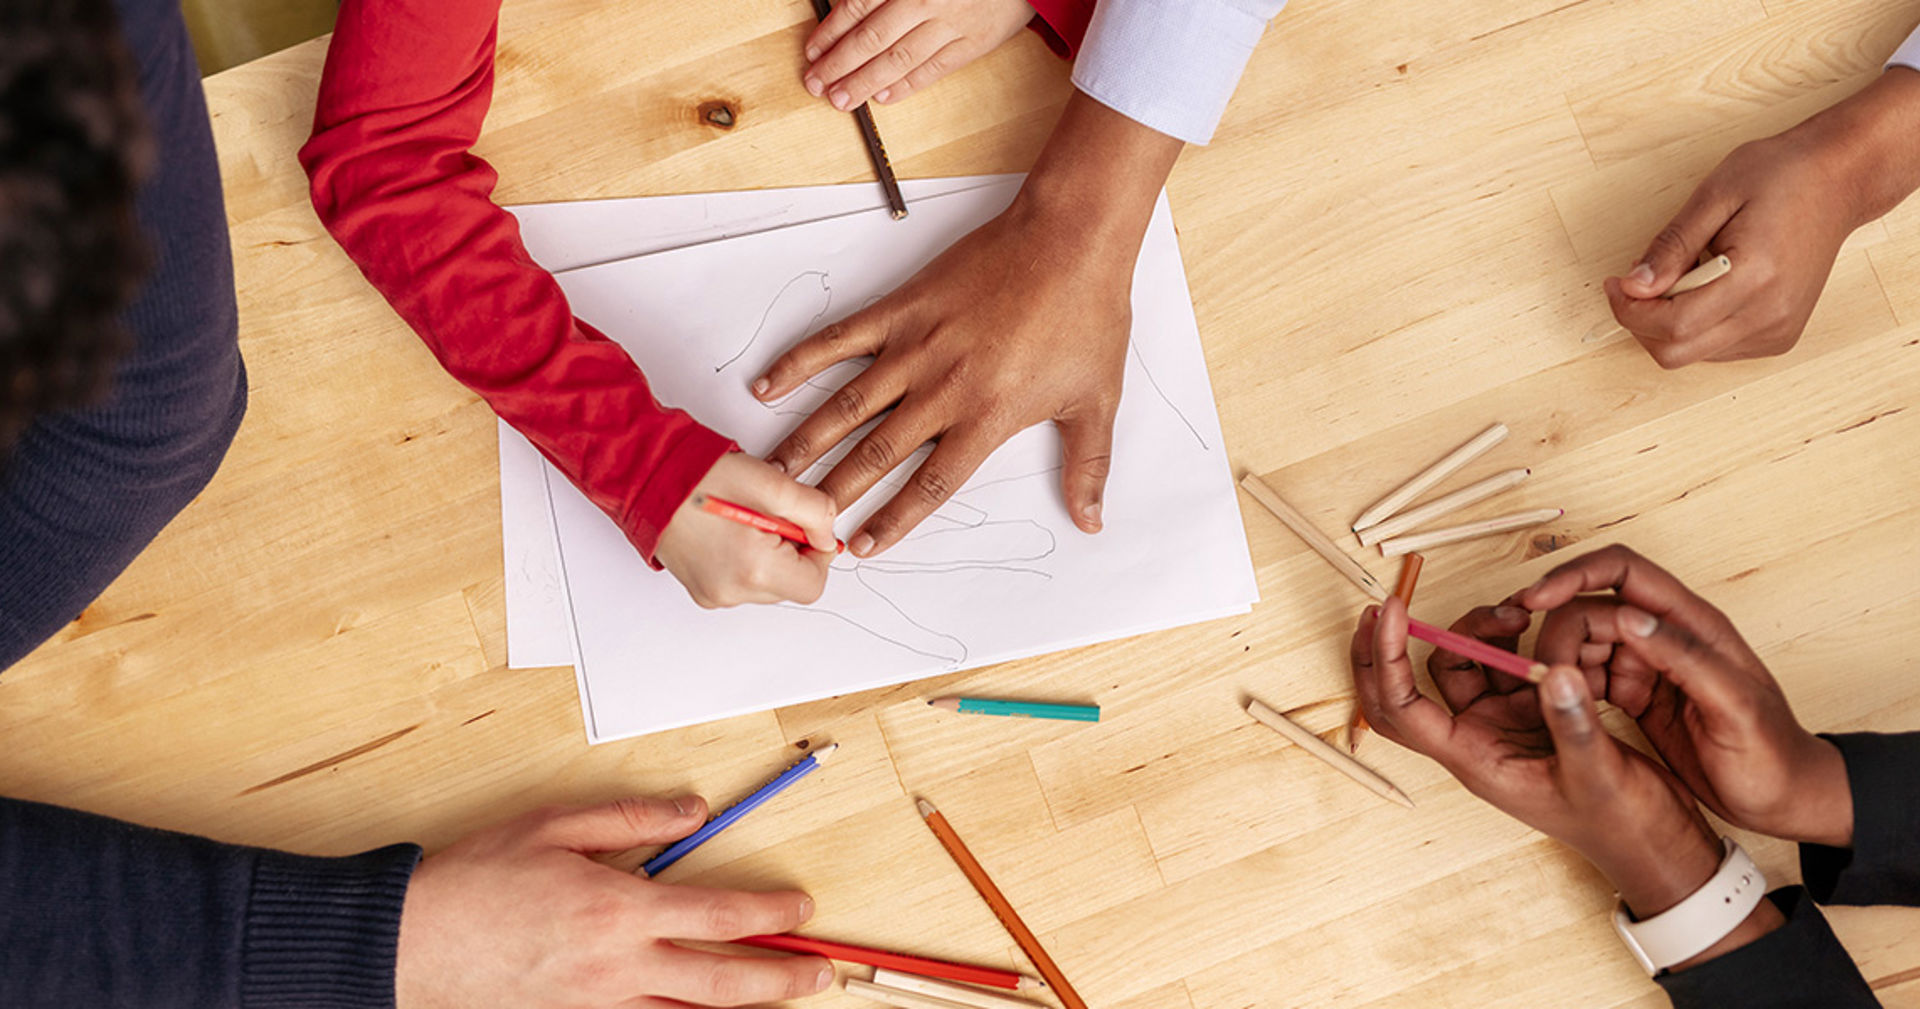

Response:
(1892, 24), (1920, 71)
(1069, 0), (1284, 145)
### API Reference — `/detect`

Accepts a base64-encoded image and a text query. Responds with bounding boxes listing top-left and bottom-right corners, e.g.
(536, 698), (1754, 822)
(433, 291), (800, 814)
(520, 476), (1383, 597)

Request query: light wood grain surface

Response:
(7, 1), (1920, 1005)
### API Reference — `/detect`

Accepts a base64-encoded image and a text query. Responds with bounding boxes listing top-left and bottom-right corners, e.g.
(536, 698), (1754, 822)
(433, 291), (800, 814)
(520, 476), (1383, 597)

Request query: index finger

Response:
(803, 0), (875, 62)
(1606, 271), (1751, 370)
(847, 425), (997, 556)
(640, 884), (815, 941)
(1516, 545), (1738, 648)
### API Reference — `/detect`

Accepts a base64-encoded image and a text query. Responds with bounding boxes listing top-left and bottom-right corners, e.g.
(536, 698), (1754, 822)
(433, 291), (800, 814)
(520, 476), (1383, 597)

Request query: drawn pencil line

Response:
(1131, 339), (1208, 450)
(716, 270), (831, 373)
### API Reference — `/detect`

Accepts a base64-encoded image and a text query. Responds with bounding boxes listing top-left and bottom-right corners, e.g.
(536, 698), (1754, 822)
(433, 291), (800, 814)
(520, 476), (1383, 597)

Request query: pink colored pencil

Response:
(1407, 618), (1547, 682)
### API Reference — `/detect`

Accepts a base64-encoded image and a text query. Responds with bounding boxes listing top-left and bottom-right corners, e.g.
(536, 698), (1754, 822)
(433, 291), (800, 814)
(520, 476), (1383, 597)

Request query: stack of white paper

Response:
(502, 177), (1257, 743)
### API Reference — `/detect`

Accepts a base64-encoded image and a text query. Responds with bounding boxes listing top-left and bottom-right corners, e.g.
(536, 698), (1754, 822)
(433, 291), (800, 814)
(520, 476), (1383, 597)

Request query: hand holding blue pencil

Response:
(641, 743), (839, 877)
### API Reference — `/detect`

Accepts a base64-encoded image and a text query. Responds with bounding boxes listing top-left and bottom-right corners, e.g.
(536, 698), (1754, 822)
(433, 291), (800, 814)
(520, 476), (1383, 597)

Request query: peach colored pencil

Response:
(1377, 508), (1562, 557)
(1356, 468), (1531, 547)
(868, 970), (1047, 1009)
(1240, 473), (1387, 601)
(1248, 699), (1414, 808)
(1352, 423), (1509, 532)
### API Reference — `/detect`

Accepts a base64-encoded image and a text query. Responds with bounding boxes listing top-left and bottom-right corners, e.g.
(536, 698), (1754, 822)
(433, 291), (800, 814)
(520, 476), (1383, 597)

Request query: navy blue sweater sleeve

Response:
(0, 0), (246, 668)
(1654, 732), (1920, 1007)
(0, 798), (420, 1009)
(1801, 732), (1920, 906)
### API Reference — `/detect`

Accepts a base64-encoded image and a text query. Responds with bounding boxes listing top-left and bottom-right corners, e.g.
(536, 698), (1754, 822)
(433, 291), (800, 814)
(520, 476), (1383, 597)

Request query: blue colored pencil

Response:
(641, 743), (839, 877)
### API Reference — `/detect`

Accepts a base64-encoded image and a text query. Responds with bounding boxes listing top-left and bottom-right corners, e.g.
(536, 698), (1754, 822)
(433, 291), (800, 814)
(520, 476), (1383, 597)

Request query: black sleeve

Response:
(1800, 732), (1920, 906)
(0, 798), (420, 1009)
(1654, 887), (1879, 1008)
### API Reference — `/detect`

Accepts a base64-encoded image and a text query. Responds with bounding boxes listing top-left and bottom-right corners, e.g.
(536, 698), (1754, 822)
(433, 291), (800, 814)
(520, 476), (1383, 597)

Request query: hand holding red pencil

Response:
(1351, 598), (1741, 928)
(656, 453), (839, 609)
(1518, 544), (1853, 849)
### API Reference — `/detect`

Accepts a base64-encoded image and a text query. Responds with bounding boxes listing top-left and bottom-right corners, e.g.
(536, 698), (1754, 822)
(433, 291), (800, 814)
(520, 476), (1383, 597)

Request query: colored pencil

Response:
(849, 976), (1046, 1009)
(1351, 552), (1424, 751)
(1239, 473), (1388, 601)
(870, 969), (1048, 1009)
(696, 493), (843, 553)
(806, 0), (908, 219)
(929, 697), (1099, 722)
(1355, 468), (1531, 547)
(1377, 507), (1562, 557)
(1246, 699), (1414, 809)
(734, 934), (1039, 991)
(640, 743), (838, 877)
(1407, 618), (1547, 682)
(917, 800), (1088, 1009)
(1584, 255), (1735, 343)
(1351, 423), (1509, 532)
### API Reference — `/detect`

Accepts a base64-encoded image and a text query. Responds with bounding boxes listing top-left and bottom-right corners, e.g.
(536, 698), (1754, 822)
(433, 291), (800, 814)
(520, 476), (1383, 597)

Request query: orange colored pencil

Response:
(696, 493), (842, 552)
(1351, 553), (1425, 752)
(916, 800), (1087, 1009)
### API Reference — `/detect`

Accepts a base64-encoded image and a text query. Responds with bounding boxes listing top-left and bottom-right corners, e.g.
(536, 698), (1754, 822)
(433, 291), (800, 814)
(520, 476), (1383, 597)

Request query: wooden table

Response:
(7, 0), (1920, 1005)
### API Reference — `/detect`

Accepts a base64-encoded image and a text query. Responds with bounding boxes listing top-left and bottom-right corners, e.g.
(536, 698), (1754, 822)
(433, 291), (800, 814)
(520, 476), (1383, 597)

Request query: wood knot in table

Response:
(1525, 532), (1575, 559)
(697, 100), (738, 129)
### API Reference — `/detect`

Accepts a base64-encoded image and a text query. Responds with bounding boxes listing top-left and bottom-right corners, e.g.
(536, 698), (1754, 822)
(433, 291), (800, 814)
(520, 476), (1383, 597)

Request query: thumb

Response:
(1057, 406), (1116, 534)
(1621, 185), (1738, 299)
(1539, 664), (1626, 801)
(535, 795), (708, 853)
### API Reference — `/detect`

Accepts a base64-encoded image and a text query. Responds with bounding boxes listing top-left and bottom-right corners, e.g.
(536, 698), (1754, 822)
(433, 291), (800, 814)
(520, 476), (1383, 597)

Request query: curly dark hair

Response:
(0, 0), (150, 454)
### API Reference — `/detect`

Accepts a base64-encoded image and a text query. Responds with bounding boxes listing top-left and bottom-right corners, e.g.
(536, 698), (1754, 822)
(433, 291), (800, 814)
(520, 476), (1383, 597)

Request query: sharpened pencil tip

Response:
(809, 742), (840, 762)
(915, 798), (936, 818)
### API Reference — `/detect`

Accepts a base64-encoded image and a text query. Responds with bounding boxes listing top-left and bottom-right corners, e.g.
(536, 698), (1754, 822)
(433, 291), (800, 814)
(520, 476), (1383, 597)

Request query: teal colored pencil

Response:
(929, 697), (1100, 722)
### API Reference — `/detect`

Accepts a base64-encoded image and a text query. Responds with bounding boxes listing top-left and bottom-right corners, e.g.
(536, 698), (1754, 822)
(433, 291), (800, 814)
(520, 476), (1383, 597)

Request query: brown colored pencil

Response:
(1350, 552), (1425, 752)
(806, 0), (908, 219)
(916, 800), (1088, 1009)
(1248, 699), (1414, 809)
(1239, 473), (1388, 601)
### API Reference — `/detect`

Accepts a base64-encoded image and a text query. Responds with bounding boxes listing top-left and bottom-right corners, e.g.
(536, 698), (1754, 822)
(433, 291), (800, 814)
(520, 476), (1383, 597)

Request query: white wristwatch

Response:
(1611, 838), (1766, 975)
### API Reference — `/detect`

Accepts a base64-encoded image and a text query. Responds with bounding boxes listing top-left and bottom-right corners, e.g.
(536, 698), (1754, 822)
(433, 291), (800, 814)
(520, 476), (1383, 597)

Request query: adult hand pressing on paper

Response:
(1605, 67), (1920, 368)
(655, 452), (838, 608)
(1351, 598), (1734, 924)
(802, 0), (1038, 110)
(1518, 544), (1855, 848)
(756, 92), (1184, 556)
(396, 795), (832, 1009)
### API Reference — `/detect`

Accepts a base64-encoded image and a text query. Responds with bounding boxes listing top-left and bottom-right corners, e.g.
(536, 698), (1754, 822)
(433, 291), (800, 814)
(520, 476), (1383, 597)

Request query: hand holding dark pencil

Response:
(805, 0), (908, 219)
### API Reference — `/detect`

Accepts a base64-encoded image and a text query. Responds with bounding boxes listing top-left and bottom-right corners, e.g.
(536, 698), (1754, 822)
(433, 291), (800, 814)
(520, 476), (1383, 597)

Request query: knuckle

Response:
(780, 432), (813, 462)
(855, 24), (885, 54)
(921, 50), (950, 78)
(887, 44), (916, 72)
(909, 463), (954, 506)
(851, 431), (897, 475)
(1648, 224), (1691, 262)
(700, 962), (748, 1005)
(1078, 451), (1112, 480)
(701, 898), (747, 939)
(829, 384), (869, 425)
(817, 322), (849, 348)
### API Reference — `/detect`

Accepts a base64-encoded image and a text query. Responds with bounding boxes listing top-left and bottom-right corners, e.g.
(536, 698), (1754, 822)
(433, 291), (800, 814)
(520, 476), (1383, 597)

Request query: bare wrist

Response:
(1787, 736), (1854, 848)
(1602, 826), (1726, 920)
(1801, 67), (1920, 228)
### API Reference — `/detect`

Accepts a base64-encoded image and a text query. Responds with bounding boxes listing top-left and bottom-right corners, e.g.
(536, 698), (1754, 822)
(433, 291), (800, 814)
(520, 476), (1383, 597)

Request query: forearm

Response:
(1014, 90), (1185, 261)
(1594, 820), (1785, 972)
(1803, 66), (1920, 227)
(0, 796), (418, 1008)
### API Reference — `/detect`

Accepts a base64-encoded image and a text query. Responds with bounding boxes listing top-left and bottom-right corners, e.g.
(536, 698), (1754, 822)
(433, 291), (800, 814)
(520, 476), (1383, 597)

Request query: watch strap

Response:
(1612, 838), (1766, 975)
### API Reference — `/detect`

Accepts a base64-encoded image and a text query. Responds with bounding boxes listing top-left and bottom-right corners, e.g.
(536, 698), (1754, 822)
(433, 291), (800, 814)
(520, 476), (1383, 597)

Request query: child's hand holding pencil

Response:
(654, 453), (839, 609)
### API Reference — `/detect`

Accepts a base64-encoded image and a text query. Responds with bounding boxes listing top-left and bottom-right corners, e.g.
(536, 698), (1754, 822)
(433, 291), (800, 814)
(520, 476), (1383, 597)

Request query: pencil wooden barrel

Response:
(4, 0), (1919, 1005)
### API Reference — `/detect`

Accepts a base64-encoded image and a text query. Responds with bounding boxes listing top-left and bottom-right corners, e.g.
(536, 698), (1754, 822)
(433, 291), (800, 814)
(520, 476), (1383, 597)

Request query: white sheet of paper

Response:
(498, 177), (1010, 668)
(542, 179), (1257, 742)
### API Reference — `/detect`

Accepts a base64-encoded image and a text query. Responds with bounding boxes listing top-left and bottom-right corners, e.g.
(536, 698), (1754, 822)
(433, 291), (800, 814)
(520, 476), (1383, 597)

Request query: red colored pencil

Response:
(696, 494), (843, 553)
(1407, 617), (1546, 682)
(733, 934), (1041, 991)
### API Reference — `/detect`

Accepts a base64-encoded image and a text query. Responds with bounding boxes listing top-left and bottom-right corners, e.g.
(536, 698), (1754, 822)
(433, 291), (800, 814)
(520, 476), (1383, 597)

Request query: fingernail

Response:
(753, 377), (771, 397)
(805, 74), (823, 97)
(798, 896), (815, 921)
(1082, 502), (1102, 529)
(851, 532), (874, 556)
(768, 457), (787, 475)
(805, 46), (821, 62)
(672, 795), (696, 816)
(874, 87), (891, 104)
(1545, 666), (1583, 712)
(1628, 262), (1655, 288)
(1621, 606), (1658, 638)
(829, 88), (850, 110)
(813, 964), (834, 991)
(1493, 605), (1527, 622)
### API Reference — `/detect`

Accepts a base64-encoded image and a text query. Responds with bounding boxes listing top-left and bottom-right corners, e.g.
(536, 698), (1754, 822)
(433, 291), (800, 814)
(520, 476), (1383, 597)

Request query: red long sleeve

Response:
(299, 0), (733, 564)
(1027, 0), (1096, 58)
